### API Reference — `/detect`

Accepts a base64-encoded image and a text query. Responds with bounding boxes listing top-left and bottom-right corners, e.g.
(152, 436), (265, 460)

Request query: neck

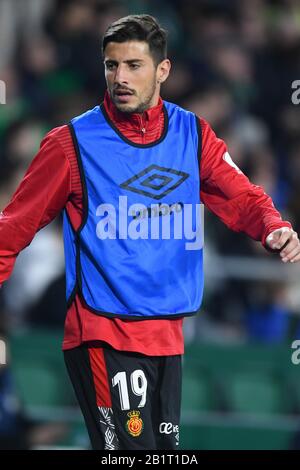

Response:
(102, 90), (165, 143)
(108, 88), (160, 114)
(104, 90), (163, 123)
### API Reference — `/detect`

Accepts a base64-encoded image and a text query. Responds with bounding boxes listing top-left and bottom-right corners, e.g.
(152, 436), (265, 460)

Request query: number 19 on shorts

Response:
(112, 370), (147, 410)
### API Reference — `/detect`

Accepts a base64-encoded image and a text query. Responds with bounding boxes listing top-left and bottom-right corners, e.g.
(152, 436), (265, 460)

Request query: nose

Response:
(114, 64), (128, 85)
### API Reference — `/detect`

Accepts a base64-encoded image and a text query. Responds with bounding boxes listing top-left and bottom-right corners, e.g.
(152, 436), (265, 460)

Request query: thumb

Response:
(266, 227), (290, 249)
(266, 231), (280, 245)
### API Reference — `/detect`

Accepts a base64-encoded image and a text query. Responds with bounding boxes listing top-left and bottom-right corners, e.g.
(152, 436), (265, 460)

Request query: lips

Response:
(116, 90), (132, 94)
(114, 90), (133, 102)
(115, 90), (133, 96)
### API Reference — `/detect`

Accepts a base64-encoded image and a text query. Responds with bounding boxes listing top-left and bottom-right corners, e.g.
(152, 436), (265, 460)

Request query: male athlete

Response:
(0, 15), (299, 450)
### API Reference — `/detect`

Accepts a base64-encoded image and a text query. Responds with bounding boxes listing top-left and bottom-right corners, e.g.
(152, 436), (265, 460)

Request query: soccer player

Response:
(0, 15), (299, 450)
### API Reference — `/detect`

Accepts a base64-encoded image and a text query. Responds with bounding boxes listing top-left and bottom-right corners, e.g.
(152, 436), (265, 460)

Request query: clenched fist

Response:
(266, 227), (300, 263)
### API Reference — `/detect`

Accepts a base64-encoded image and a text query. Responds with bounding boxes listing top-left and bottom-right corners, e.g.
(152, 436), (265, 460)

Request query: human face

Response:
(104, 40), (170, 114)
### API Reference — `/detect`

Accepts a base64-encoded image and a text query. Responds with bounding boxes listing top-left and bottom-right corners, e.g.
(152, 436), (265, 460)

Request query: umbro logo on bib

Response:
(120, 164), (189, 200)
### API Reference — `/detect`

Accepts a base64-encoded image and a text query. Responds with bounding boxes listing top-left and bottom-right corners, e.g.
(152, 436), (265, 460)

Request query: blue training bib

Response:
(63, 100), (204, 319)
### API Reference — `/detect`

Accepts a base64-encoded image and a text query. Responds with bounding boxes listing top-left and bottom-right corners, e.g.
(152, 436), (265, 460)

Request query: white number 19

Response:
(112, 369), (147, 410)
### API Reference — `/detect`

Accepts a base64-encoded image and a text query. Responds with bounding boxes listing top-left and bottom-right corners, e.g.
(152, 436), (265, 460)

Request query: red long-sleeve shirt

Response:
(0, 92), (292, 353)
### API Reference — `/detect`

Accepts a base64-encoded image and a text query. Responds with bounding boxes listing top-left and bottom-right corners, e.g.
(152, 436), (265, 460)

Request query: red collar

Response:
(103, 90), (164, 133)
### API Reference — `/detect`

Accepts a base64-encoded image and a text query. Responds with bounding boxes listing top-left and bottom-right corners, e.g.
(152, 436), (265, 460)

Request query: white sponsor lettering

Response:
(159, 422), (179, 434)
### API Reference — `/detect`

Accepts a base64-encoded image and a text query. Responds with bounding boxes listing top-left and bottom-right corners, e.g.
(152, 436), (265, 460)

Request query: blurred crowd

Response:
(1, 0), (300, 346)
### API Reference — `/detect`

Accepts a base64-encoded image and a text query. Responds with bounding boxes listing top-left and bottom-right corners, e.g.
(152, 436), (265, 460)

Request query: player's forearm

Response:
(229, 187), (291, 242)
(199, 116), (292, 246)
(201, 182), (290, 242)
(0, 133), (71, 285)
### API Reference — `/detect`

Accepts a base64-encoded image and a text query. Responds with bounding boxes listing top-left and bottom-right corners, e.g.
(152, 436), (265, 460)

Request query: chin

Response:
(115, 103), (137, 114)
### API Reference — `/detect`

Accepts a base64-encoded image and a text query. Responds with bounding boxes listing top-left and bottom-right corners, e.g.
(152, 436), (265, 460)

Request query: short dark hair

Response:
(102, 14), (168, 66)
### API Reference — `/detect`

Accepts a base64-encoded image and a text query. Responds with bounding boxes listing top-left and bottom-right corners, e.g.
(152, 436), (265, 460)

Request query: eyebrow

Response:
(104, 59), (144, 65)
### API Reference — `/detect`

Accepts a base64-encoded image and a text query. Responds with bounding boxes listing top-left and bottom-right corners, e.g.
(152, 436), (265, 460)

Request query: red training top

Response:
(0, 91), (292, 353)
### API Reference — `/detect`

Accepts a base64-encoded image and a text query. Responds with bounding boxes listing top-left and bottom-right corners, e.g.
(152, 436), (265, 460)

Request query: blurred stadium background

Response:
(1, 0), (300, 450)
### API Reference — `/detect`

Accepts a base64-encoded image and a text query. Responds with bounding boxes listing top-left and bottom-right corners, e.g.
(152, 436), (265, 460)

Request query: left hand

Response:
(266, 227), (300, 263)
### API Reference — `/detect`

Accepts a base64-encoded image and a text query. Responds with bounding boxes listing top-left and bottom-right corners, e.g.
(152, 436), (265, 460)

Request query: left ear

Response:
(157, 59), (171, 84)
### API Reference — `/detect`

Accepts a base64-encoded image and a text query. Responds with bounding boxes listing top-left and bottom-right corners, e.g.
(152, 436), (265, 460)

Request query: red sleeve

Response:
(0, 126), (72, 285)
(199, 117), (292, 248)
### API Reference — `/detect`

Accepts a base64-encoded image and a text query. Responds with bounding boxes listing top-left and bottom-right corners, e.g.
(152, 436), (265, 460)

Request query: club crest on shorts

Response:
(126, 410), (144, 437)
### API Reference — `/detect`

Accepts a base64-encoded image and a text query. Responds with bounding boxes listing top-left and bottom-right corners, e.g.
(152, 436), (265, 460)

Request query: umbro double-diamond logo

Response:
(120, 164), (189, 200)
